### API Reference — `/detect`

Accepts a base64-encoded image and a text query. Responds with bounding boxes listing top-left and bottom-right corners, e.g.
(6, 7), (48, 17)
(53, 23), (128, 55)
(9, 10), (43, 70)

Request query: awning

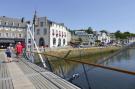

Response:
(0, 39), (15, 43)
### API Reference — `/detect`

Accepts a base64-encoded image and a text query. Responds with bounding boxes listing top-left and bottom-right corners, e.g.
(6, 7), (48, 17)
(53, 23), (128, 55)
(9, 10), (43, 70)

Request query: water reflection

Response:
(48, 49), (135, 89)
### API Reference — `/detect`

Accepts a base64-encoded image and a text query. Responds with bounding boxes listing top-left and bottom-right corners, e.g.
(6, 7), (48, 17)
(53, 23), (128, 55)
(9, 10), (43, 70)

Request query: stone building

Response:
(34, 16), (68, 48)
(73, 30), (96, 46)
(0, 16), (26, 48)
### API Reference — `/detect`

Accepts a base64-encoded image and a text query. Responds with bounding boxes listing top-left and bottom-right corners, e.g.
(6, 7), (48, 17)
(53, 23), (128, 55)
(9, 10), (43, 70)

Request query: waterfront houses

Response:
(34, 16), (68, 48)
(74, 30), (96, 46)
(128, 37), (135, 43)
(0, 16), (26, 48)
(97, 31), (111, 45)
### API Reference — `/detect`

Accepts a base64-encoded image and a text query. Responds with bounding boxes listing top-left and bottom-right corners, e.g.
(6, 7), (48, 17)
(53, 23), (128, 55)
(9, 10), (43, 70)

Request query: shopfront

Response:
(0, 38), (25, 48)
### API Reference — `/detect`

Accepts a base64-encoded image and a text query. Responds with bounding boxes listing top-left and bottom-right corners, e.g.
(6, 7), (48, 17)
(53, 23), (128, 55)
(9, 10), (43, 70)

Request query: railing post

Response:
(82, 64), (92, 89)
(59, 62), (65, 79)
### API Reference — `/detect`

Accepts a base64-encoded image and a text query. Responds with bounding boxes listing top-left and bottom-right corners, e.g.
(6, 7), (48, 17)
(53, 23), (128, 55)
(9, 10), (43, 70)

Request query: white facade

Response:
(97, 32), (110, 44)
(35, 17), (68, 48)
(128, 37), (135, 43)
(50, 23), (67, 47)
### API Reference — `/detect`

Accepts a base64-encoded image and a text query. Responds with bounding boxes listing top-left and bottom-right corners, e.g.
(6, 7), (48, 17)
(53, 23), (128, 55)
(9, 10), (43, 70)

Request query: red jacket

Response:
(16, 44), (23, 53)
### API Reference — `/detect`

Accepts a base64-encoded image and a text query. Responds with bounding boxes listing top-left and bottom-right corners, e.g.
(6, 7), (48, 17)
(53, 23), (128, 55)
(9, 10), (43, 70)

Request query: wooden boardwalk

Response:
(0, 52), (80, 89)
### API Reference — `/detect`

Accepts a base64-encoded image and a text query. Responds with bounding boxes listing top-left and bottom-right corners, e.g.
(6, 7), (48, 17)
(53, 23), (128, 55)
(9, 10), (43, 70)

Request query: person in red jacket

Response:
(15, 42), (23, 61)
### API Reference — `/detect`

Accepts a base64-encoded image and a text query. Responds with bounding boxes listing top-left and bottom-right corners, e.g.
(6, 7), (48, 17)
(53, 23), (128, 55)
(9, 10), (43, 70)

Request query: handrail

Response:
(25, 51), (135, 76)
(67, 59), (135, 76)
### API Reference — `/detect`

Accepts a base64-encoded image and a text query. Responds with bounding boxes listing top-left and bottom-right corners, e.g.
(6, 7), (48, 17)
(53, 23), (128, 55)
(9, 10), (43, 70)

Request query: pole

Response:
(27, 24), (47, 68)
(82, 64), (92, 89)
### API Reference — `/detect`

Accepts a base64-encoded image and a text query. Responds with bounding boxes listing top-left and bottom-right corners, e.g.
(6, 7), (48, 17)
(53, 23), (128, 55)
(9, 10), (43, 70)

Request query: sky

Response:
(0, 0), (135, 33)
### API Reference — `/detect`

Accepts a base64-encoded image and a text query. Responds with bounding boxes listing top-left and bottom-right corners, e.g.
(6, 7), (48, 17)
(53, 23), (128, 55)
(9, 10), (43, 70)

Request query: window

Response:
(59, 31), (61, 36)
(28, 39), (31, 43)
(40, 22), (43, 27)
(63, 39), (65, 45)
(6, 33), (8, 37)
(19, 34), (21, 38)
(37, 29), (40, 35)
(44, 28), (47, 35)
(11, 22), (14, 26)
(56, 30), (58, 37)
(62, 32), (63, 37)
(58, 38), (61, 46)
(53, 38), (56, 45)
(64, 32), (66, 37)
(18, 23), (20, 27)
(5, 22), (8, 25)
(52, 29), (55, 35)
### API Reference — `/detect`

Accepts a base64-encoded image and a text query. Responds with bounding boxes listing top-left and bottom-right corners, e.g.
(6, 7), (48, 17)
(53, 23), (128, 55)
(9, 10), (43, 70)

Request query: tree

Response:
(78, 38), (82, 43)
(115, 30), (123, 39)
(85, 27), (93, 34)
(95, 40), (101, 46)
(114, 30), (135, 39)
(100, 30), (108, 34)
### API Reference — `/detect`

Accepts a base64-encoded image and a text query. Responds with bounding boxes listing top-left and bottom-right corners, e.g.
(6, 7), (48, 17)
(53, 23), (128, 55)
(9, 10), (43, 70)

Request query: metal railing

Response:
(22, 42), (135, 89)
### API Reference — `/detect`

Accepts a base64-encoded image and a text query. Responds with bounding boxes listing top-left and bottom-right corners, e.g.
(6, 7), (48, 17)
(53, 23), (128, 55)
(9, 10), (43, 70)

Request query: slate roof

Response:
(0, 16), (26, 28)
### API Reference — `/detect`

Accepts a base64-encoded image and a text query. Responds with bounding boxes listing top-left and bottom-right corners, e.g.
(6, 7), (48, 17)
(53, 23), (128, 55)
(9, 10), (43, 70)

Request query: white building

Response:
(34, 16), (68, 48)
(67, 30), (71, 44)
(0, 16), (26, 48)
(128, 37), (135, 43)
(97, 31), (110, 44)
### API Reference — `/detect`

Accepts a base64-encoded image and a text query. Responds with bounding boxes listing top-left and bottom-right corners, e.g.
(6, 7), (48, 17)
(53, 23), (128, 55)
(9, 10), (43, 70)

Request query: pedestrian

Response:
(5, 46), (12, 63)
(15, 42), (23, 61)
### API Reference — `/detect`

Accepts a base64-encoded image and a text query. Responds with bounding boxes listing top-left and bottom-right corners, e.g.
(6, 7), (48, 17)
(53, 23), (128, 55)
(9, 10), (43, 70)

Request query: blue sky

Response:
(0, 0), (135, 33)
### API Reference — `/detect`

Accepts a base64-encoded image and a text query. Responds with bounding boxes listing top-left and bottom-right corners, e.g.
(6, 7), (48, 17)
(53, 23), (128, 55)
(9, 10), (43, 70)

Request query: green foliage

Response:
(78, 38), (82, 43)
(85, 27), (93, 34)
(114, 30), (135, 39)
(100, 30), (108, 33)
(95, 40), (101, 43)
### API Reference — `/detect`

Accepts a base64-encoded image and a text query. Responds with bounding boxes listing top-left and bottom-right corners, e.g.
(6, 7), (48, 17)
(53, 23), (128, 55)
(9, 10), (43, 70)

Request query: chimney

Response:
(21, 17), (24, 23)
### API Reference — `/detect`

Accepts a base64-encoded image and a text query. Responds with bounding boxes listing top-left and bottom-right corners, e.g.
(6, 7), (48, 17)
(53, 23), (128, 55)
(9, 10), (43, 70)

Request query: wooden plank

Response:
(7, 62), (36, 89)
(18, 61), (60, 89)
(8, 79), (14, 89)
(0, 80), (2, 89)
(42, 72), (80, 89)
(21, 59), (46, 72)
